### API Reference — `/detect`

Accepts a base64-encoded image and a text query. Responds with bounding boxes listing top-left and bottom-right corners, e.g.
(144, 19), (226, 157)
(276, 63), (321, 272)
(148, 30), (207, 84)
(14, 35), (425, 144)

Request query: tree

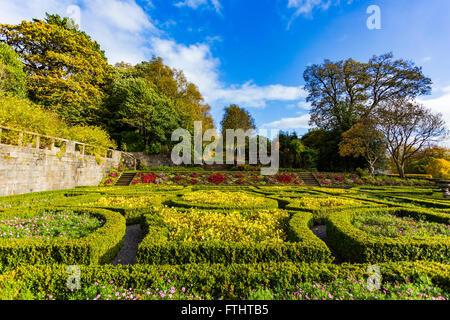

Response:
(376, 99), (447, 178)
(107, 77), (187, 153)
(0, 42), (27, 98)
(339, 119), (386, 176)
(304, 53), (432, 131)
(221, 104), (256, 132)
(405, 146), (450, 174)
(135, 57), (214, 131)
(0, 17), (111, 125)
(426, 158), (450, 180)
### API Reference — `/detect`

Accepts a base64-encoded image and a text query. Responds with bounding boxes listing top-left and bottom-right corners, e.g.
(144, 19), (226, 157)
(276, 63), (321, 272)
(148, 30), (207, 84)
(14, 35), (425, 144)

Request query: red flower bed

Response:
(335, 176), (345, 182)
(105, 179), (113, 185)
(173, 175), (182, 182)
(276, 174), (293, 184)
(208, 173), (227, 185)
(109, 172), (117, 178)
(190, 179), (198, 185)
(191, 173), (199, 178)
(142, 173), (157, 184)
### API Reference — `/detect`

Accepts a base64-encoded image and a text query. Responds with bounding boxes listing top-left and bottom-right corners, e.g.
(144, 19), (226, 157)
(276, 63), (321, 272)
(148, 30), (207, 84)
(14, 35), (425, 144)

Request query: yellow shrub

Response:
(426, 158), (450, 180)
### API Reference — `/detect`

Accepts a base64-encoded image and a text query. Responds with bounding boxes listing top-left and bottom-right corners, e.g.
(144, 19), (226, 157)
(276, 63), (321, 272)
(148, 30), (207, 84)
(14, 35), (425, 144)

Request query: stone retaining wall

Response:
(0, 142), (121, 196)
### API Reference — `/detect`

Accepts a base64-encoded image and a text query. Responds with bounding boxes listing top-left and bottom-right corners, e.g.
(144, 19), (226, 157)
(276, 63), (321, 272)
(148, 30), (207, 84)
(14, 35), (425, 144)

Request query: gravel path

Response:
(111, 224), (143, 266)
(311, 225), (342, 264)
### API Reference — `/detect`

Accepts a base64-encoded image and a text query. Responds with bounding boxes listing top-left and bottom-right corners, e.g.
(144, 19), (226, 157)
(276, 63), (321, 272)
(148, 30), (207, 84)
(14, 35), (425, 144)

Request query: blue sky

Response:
(1, 0), (450, 136)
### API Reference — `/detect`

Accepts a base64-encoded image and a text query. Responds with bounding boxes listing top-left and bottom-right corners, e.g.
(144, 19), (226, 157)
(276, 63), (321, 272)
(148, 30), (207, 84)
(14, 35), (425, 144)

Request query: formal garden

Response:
(0, 171), (448, 300)
(0, 12), (449, 303)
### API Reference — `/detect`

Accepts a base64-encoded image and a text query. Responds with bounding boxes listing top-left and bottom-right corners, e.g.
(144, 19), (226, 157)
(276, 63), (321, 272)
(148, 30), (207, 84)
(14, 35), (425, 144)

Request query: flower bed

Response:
(0, 207), (126, 268)
(112, 171), (304, 186)
(136, 208), (332, 264)
(158, 207), (288, 243)
(326, 207), (450, 263)
(353, 213), (450, 238)
(0, 210), (104, 240)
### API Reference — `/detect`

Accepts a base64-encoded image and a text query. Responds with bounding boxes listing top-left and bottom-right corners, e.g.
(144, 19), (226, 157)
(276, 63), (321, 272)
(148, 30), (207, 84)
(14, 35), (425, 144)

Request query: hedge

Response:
(326, 207), (450, 263)
(0, 207), (126, 268)
(0, 190), (72, 211)
(136, 209), (332, 265)
(167, 192), (279, 210)
(284, 195), (386, 224)
(0, 261), (448, 300)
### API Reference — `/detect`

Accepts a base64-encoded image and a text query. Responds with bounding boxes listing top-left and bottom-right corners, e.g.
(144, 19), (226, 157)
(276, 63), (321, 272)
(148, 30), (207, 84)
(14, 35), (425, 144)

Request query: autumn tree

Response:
(339, 119), (386, 176)
(304, 53), (432, 131)
(0, 16), (111, 125)
(221, 104), (256, 132)
(404, 146), (450, 174)
(0, 42), (27, 98)
(376, 99), (447, 178)
(135, 57), (214, 131)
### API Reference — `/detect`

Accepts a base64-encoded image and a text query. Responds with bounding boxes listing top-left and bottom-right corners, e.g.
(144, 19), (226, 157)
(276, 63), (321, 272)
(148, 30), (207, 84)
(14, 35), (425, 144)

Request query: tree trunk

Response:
(396, 162), (406, 179)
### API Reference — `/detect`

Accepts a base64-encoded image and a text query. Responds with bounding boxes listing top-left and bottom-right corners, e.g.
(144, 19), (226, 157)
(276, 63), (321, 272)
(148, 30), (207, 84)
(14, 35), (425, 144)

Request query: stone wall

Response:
(0, 141), (121, 196)
(131, 152), (174, 167)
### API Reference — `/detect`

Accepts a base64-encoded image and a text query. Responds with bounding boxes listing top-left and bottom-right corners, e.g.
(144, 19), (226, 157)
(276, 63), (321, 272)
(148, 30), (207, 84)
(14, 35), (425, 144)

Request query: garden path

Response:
(111, 224), (143, 265)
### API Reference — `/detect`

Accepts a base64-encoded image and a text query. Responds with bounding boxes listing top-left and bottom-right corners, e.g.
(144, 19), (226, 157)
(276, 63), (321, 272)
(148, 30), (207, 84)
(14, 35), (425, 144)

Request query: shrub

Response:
(136, 208), (332, 265)
(0, 207), (125, 268)
(169, 190), (279, 210)
(1, 261), (448, 300)
(326, 207), (450, 263)
(426, 158), (450, 180)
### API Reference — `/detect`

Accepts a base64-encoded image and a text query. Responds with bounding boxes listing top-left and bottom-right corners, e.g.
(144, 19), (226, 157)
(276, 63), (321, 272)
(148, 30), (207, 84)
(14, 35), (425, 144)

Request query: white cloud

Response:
(175, 0), (222, 14)
(150, 37), (307, 108)
(0, 0), (306, 110)
(261, 114), (311, 130)
(418, 93), (450, 130)
(0, 0), (157, 65)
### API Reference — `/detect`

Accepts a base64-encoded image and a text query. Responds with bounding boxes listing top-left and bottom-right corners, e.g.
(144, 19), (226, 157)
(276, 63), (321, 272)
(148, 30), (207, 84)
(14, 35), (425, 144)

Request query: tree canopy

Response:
(0, 16), (111, 125)
(0, 42), (27, 98)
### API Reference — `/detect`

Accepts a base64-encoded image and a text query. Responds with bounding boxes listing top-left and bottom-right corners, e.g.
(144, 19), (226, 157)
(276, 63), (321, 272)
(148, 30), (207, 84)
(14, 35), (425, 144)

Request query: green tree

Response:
(135, 57), (214, 131)
(0, 17), (111, 125)
(221, 104), (256, 133)
(107, 77), (187, 153)
(0, 42), (27, 98)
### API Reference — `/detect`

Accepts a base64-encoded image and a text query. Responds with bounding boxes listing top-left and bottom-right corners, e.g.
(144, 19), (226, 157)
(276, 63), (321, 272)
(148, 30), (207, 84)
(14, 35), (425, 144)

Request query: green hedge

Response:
(0, 261), (448, 300)
(0, 207), (126, 268)
(0, 190), (72, 211)
(167, 192), (279, 210)
(327, 207), (450, 263)
(136, 210), (332, 265)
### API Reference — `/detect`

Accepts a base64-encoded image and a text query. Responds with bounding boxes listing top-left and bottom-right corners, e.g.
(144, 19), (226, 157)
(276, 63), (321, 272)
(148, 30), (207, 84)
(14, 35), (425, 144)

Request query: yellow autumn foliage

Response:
(158, 207), (289, 243)
(181, 191), (269, 207)
(426, 158), (450, 180)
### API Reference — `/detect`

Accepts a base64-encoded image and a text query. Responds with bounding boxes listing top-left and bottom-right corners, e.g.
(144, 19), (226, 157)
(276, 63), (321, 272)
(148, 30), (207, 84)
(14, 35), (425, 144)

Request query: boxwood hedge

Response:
(136, 209), (332, 265)
(0, 261), (448, 300)
(326, 207), (450, 263)
(0, 207), (126, 268)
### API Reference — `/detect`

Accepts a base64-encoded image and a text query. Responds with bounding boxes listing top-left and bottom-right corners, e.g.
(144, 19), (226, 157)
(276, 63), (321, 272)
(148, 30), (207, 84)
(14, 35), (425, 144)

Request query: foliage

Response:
(426, 158), (450, 180)
(158, 207), (289, 243)
(221, 104), (256, 133)
(339, 119), (387, 175)
(135, 57), (214, 131)
(106, 76), (187, 153)
(0, 18), (111, 125)
(376, 99), (446, 178)
(304, 53), (432, 131)
(0, 42), (26, 97)
(1, 261), (447, 300)
(173, 190), (279, 209)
